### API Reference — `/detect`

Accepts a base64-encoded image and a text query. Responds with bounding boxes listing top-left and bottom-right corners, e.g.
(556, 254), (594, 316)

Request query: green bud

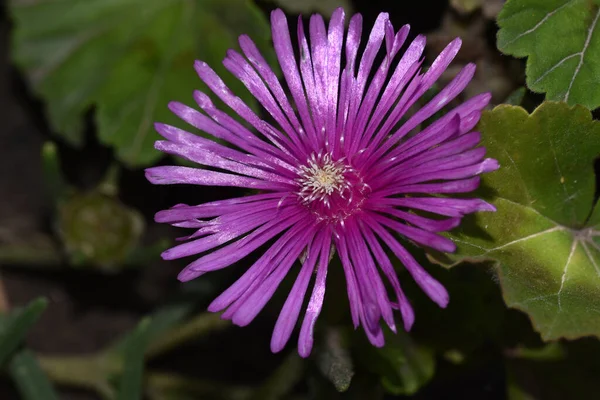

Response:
(58, 192), (144, 269)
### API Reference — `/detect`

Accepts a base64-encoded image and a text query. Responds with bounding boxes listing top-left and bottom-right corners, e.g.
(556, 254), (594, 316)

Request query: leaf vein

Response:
(564, 7), (600, 102)
(557, 239), (578, 311)
(581, 241), (600, 276)
(504, 0), (575, 47)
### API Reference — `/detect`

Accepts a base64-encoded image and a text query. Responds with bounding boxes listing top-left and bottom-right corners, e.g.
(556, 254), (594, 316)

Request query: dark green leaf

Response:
(441, 102), (600, 341)
(10, 0), (275, 165)
(8, 350), (60, 400)
(497, 0), (600, 109)
(117, 318), (152, 400)
(0, 298), (47, 366)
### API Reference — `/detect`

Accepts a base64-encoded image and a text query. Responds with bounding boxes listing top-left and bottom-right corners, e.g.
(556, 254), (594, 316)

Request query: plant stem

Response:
(37, 353), (118, 400)
(0, 236), (62, 267)
(146, 372), (252, 400)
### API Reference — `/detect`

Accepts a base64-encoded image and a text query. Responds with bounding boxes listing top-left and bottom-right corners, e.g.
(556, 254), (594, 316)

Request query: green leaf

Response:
(497, 0), (600, 110)
(358, 330), (435, 396)
(441, 102), (600, 341)
(264, 0), (353, 15)
(10, 0), (275, 166)
(0, 298), (48, 366)
(9, 350), (60, 400)
(117, 318), (152, 400)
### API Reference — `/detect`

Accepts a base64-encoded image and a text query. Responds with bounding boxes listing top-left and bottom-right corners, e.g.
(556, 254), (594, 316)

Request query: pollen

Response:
(297, 153), (349, 205)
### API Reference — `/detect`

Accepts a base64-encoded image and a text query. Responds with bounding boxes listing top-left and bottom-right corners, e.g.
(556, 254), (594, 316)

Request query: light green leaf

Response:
(10, 0), (274, 166)
(264, 0), (353, 15)
(442, 102), (600, 341)
(9, 350), (60, 400)
(497, 0), (600, 110)
(0, 298), (48, 366)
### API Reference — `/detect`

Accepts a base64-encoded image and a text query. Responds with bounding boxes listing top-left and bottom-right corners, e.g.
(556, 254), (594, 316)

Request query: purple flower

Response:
(146, 8), (498, 357)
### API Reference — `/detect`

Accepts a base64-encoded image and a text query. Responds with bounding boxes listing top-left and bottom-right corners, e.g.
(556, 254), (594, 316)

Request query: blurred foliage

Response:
(9, 0), (275, 166)
(498, 0), (600, 110)
(264, 0), (353, 15)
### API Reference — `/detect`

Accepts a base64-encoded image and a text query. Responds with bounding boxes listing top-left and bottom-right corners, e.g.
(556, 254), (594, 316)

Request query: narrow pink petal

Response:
(154, 141), (292, 184)
(309, 13), (329, 137)
(369, 212), (456, 253)
(271, 9), (318, 148)
(348, 220), (396, 332)
(360, 222), (414, 331)
(208, 221), (315, 312)
(376, 177), (481, 197)
(155, 194), (282, 223)
(345, 12), (388, 147)
(298, 231), (332, 358)
(177, 209), (306, 280)
(374, 207), (461, 232)
(376, 147), (488, 189)
(335, 14), (362, 157)
(194, 61), (298, 157)
(351, 24), (410, 154)
(377, 197), (496, 217)
(223, 50), (307, 155)
(227, 227), (316, 327)
(334, 232), (361, 329)
(145, 166), (290, 191)
(271, 230), (325, 353)
(366, 64), (477, 167)
(162, 206), (284, 260)
(154, 123), (286, 176)
(238, 34), (310, 149)
(390, 158), (500, 187)
(325, 8), (345, 149)
(364, 215), (449, 308)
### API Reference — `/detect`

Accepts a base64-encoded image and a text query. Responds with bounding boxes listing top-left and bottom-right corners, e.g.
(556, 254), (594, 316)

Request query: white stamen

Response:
(297, 153), (349, 205)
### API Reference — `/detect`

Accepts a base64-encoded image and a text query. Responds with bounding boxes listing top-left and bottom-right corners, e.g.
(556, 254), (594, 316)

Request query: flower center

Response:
(296, 153), (370, 223)
(297, 153), (348, 205)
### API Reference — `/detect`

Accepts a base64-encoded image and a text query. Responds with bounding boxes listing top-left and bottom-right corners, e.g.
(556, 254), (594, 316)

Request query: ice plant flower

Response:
(146, 8), (499, 357)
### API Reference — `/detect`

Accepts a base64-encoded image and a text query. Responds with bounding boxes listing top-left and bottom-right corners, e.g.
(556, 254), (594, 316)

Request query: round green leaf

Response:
(10, 0), (274, 166)
(443, 102), (600, 341)
(497, 0), (600, 110)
